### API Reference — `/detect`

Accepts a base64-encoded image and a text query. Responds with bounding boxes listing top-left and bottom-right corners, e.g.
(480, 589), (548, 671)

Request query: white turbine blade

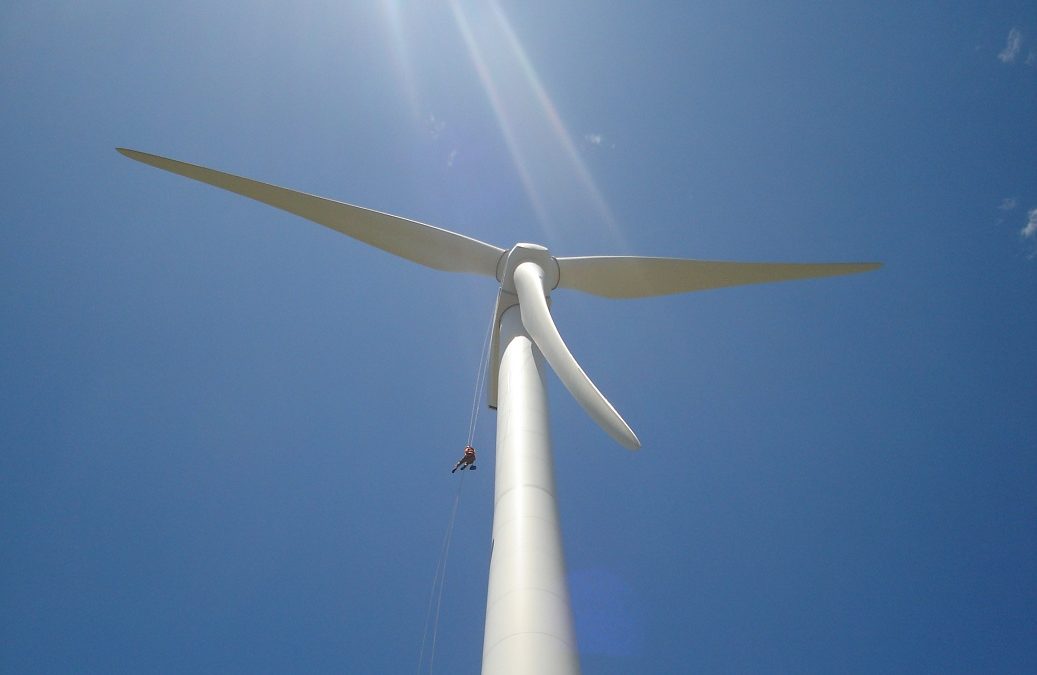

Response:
(513, 262), (640, 450)
(556, 256), (881, 298)
(117, 148), (504, 277)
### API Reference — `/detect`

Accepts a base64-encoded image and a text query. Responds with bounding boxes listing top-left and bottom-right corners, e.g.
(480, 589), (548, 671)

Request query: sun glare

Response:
(381, 1), (629, 251)
(449, 0), (628, 251)
(450, 1), (552, 232)
(381, 0), (421, 123)
(489, 3), (626, 249)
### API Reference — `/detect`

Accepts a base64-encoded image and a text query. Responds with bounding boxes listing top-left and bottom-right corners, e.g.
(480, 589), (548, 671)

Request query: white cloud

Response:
(998, 28), (1022, 63)
(1000, 197), (1018, 211)
(446, 148), (458, 168)
(1027, 50), (1037, 68)
(1021, 208), (1037, 239)
(584, 132), (616, 149)
(427, 113), (446, 140)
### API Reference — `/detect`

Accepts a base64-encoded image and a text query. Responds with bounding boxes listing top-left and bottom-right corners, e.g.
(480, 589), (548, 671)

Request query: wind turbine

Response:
(118, 148), (879, 674)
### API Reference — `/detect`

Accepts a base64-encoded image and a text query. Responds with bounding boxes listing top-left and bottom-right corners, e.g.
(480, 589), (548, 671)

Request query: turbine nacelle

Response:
(496, 243), (559, 294)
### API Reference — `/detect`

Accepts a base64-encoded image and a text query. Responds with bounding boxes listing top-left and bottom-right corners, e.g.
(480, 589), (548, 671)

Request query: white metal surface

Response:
(116, 148), (504, 277)
(556, 255), (881, 298)
(483, 305), (580, 675)
(513, 262), (640, 450)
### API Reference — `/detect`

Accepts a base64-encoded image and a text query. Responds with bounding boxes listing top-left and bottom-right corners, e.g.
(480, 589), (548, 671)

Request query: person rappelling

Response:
(452, 445), (477, 473)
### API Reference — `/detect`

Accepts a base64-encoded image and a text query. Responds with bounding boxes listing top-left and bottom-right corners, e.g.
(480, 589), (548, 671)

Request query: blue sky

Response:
(2, 2), (1035, 673)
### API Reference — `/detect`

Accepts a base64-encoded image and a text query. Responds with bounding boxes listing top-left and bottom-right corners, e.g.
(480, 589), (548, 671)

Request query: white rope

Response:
(417, 472), (466, 674)
(466, 302), (496, 447)
(427, 470), (464, 674)
(417, 302), (495, 673)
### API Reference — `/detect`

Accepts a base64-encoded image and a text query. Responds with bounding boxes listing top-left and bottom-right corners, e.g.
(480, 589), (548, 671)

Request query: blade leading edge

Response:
(556, 256), (881, 299)
(513, 261), (641, 450)
(117, 148), (504, 277)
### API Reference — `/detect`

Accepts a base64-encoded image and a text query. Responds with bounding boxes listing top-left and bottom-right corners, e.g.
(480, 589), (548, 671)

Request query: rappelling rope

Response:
(427, 469), (464, 674)
(417, 470), (465, 675)
(417, 303), (496, 673)
(466, 302), (497, 448)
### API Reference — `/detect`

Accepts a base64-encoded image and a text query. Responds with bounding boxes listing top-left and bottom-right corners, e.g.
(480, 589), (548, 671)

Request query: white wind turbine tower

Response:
(118, 148), (880, 674)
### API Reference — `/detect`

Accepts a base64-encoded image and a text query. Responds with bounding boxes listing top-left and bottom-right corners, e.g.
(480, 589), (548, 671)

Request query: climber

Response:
(451, 446), (477, 473)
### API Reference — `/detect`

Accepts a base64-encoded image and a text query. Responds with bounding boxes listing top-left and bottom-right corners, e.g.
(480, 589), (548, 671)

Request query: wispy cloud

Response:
(998, 28), (1023, 63)
(1000, 197), (1018, 211)
(583, 132), (615, 149)
(446, 148), (458, 168)
(426, 113), (446, 140)
(1022, 208), (1037, 240)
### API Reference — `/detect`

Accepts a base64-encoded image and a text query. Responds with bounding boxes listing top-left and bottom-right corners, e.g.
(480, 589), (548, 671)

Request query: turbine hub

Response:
(497, 243), (560, 294)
